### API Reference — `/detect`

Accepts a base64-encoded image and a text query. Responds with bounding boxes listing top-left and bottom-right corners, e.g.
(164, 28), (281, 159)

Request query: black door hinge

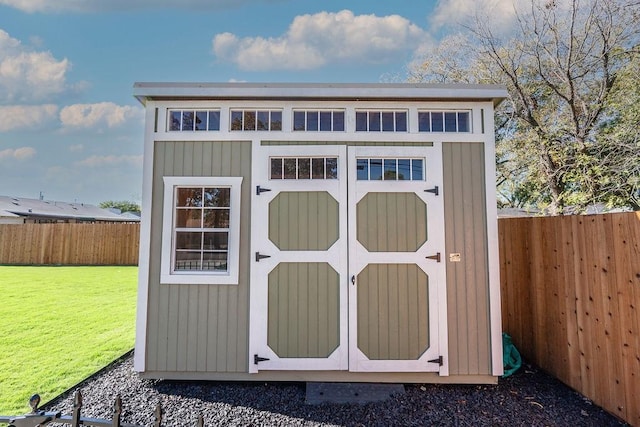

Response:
(254, 354), (270, 365)
(256, 185), (272, 195)
(424, 186), (439, 196)
(428, 356), (443, 366)
(255, 252), (271, 262)
(425, 252), (441, 263)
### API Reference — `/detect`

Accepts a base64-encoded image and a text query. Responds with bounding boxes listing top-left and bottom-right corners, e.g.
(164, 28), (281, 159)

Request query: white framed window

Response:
(292, 110), (345, 131)
(230, 109), (282, 131)
(356, 158), (424, 181)
(418, 110), (471, 132)
(270, 157), (338, 180)
(355, 110), (408, 132)
(161, 176), (243, 285)
(168, 109), (221, 131)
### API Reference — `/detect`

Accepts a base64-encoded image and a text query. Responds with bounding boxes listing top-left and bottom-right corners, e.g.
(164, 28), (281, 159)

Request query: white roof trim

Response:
(133, 82), (508, 106)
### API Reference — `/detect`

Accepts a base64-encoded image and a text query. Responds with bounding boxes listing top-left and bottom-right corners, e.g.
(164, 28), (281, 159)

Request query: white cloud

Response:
(212, 10), (428, 71)
(0, 146), (36, 160)
(0, 30), (71, 103)
(68, 144), (84, 152)
(60, 102), (143, 130)
(429, 0), (588, 35)
(0, 0), (280, 13)
(75, 154), (143, 168)
(0, 105), (58, 131)
(429, 0), (519, 32)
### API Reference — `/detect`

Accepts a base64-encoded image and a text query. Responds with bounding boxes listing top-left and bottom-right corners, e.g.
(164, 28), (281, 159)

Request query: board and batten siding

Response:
(443, 141), (492, 375)
(145, 140), (252, 373)
(267, 262), (340, 358)
(356, 263), (430, 361)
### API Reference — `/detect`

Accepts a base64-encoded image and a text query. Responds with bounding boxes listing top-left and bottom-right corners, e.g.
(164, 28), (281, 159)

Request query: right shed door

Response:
(347, 146), (448, 374)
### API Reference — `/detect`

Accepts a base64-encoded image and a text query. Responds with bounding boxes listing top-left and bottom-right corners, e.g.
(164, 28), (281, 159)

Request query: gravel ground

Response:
(41, 354), (626, 427)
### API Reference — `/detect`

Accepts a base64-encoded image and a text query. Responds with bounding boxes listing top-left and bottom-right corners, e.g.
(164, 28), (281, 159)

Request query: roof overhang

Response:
(133, 82), (508, 107)
(4, 210), (137, 222)
(0, 210), (20, 218)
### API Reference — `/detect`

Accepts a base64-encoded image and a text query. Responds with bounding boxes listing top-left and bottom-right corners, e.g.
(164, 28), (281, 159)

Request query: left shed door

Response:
(249, 144), (349, 372)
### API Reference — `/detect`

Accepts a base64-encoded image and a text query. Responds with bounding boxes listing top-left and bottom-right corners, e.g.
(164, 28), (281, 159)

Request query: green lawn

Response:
(0, 266), (137, 415)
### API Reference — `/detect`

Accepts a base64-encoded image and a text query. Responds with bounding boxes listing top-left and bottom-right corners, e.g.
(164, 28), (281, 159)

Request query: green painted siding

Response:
(268, 191), (339, 251)
(267, 262), (340, 358)
(443, 142), (491, 375)
(356, 192), (427, 252)
(146, 140), (252, 373)
(357, 264), (429, 360)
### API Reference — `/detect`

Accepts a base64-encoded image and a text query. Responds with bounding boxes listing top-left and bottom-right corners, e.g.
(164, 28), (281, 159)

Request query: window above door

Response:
(270, 157), (338, 180)
(356, 158), (424, 181)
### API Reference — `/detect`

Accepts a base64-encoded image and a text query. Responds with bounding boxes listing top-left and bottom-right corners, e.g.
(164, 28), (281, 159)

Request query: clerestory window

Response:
(418, 111), (471, 132)
(293, 110), (345, 131)
(230, 110), (282, 131)
(355, 110), (408, 132)
(168, 109), (220, 131)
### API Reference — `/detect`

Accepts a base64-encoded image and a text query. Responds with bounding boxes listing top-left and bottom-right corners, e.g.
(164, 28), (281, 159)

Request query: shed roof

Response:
(133, 82), (508, 107)
(0, 195), (139, 222)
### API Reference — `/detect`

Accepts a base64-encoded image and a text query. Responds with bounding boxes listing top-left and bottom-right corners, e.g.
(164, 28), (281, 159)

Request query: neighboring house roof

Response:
(119, 211), (142, 220)
(0, 196), (140, 222)
(498, 204), (632, 218)
(133, 82), (509, 107)
(497, 207), (541, 218)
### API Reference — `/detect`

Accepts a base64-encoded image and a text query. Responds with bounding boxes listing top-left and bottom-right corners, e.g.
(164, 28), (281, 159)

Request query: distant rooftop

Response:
(0, 195), (140, 222)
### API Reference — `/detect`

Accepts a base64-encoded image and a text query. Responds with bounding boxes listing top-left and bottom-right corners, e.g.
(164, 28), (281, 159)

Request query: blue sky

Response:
(0, 0), (517, 205)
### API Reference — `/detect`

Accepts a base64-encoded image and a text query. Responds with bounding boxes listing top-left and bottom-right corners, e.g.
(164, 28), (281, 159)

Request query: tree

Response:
(99, 200), (141, 214)
(410, 0), (640, 214)
(593, 53), (640, 209)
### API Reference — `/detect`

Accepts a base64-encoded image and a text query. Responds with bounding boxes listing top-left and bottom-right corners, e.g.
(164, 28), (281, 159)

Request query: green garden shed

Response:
(133, 82), (507, 384)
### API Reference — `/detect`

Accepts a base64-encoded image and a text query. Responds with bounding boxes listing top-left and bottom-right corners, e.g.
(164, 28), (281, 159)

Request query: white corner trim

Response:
(483, 103), (504, 376)
(134, 102), (157, 372)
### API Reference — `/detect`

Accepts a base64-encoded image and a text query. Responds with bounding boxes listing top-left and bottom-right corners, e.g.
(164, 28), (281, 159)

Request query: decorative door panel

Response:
(347, 146), (448, 374)
(249, 145), (348, 372)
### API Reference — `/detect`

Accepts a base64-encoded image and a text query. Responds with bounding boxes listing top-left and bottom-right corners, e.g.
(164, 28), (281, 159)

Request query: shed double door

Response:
(249, 144), (447, 374)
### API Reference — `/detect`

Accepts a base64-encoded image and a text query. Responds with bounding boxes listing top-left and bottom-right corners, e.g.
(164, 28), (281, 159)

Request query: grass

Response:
(0, 266), (137, 415)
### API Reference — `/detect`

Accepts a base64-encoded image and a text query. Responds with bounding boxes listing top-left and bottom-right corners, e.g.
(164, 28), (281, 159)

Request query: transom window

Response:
(270, 157), (338, 180)
(419, 111), (471, 132)
(161, 176), (242, 285)
(355, 111), (408, 132)
(230, 110), (282, 131)
(293, 110), (345, 131)
(168, 110), (220, 131)
(356, 158), (424, 181)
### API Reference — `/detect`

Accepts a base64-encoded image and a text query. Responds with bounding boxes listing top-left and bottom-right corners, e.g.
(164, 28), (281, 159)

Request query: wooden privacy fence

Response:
(0, 223), (140, 265)
(499, 211), (640, 426)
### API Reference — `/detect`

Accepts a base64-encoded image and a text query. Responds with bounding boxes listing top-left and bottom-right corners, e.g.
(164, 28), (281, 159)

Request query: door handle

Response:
(351, 275), (356, 285)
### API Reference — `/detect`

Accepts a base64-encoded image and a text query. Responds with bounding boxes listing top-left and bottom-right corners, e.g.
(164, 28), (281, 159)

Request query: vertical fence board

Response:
(563, 216), (581, 391)
(500, 211), (640, 426)
(0, 223), (140, 265)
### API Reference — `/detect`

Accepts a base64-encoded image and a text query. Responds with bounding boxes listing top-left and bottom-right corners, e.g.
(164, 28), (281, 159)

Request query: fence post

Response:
(71, 391), (82, 427)
(112, 395), (122, 427)
(153, 402), (162, 427)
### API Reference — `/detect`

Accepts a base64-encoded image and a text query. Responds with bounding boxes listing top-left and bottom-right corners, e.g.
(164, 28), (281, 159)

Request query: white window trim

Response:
(354, 109), (409, 132)
(161, 176), (243, 285)
(167, 109), (221, 132)
(417, 110), (472, 133)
